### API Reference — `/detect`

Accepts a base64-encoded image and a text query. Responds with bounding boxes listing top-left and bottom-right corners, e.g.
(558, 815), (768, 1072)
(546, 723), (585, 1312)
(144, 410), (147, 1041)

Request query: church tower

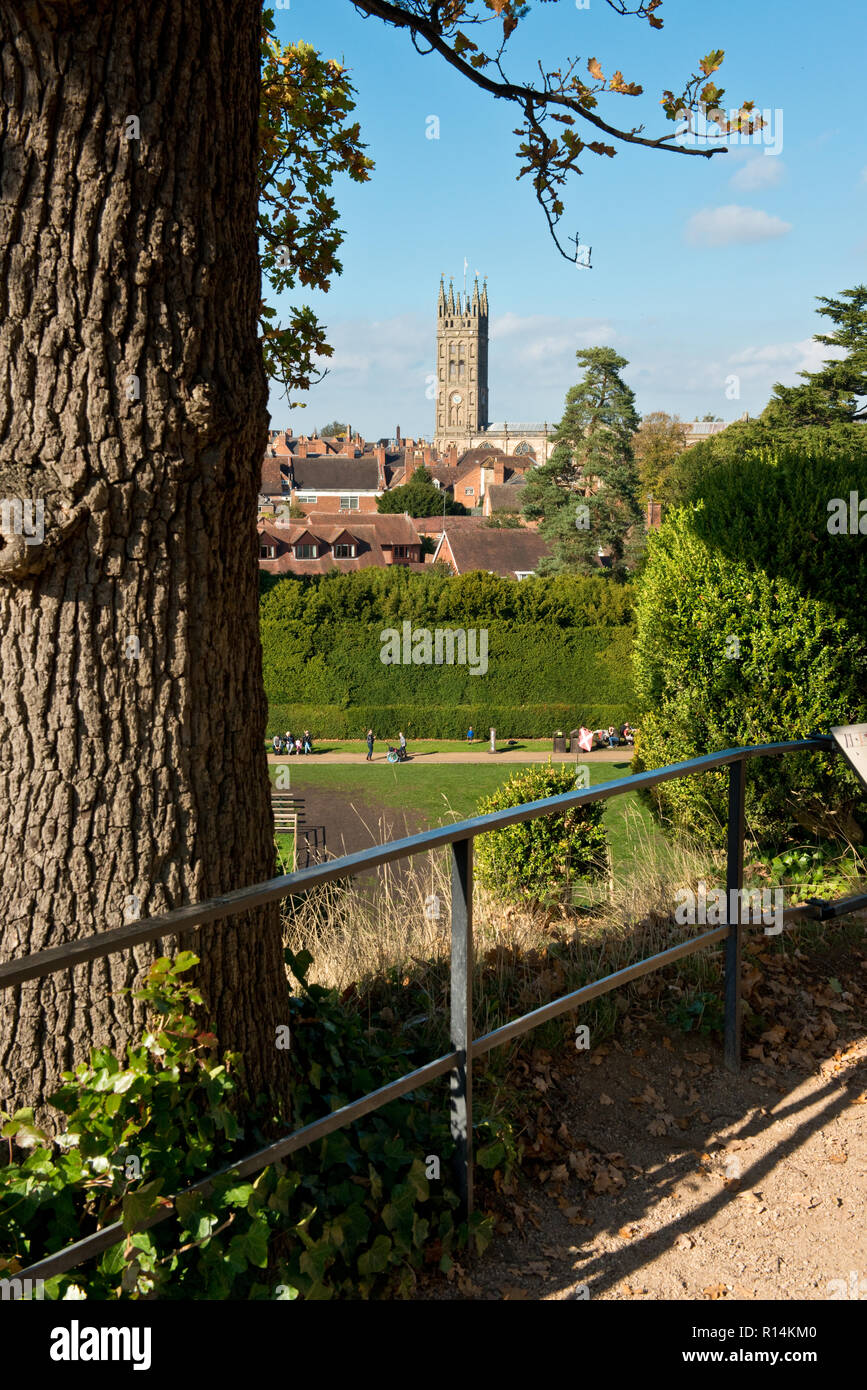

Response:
(435, 273), (488, 447)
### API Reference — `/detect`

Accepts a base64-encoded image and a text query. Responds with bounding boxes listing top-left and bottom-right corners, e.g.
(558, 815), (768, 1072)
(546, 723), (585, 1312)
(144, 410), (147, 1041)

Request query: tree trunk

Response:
(0, 0), (289, 1115)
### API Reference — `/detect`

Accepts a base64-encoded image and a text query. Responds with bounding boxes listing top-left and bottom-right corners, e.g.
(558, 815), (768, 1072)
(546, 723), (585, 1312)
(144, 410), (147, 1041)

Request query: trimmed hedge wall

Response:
(259, 570), (638, 737)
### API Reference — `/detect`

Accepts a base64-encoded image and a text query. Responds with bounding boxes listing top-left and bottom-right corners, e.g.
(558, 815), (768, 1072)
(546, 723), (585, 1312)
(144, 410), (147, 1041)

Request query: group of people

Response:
(273, 729), (313, 755)
(366, 729), (407, 761)
(577, 723), (635, 751)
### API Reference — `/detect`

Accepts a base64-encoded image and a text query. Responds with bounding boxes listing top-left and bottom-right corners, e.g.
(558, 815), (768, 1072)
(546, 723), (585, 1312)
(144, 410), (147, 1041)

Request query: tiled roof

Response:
(426, 465), (461, 486)
(436, 522), (551, 578)
(487, 481), (526, 511)
(413, 515), (485, 534)
(291, 457), (382, 491)
(456, 447), (509, 467)
(260, 457), (287, 496)
(257, 511), (421, 575)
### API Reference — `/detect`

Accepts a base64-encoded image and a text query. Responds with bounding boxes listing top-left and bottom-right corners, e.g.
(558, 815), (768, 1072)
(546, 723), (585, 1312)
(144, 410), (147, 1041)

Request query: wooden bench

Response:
(271, 792), (327, 869)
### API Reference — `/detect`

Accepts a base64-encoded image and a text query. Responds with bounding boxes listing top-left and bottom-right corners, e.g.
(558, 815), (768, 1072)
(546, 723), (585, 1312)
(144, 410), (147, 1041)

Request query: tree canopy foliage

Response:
(376, 465), (468, 515)
(351, 1), (759, 263)
(632, 411), (689, 501)
(522, 347), (642, 574)
(258, 18), (373, 402)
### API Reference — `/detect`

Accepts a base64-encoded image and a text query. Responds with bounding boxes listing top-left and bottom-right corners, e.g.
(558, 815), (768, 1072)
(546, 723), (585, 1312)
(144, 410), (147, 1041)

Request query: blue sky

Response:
(267, 0), (866, 439)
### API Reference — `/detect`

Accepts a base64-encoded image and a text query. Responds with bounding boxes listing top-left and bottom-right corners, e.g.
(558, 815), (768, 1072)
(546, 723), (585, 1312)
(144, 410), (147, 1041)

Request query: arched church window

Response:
(514, 441), (534, 457)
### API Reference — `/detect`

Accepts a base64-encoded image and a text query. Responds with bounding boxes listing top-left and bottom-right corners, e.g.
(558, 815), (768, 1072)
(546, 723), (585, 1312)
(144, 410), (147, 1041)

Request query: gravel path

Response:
(416, 935), (867, 1302)
(268, 748), (627, 765)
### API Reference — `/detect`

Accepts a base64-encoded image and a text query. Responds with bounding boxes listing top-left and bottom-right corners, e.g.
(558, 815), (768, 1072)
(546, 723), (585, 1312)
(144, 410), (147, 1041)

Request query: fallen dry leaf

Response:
(568, 1151), (594, 1180)
(761, 1024), (787, 1044)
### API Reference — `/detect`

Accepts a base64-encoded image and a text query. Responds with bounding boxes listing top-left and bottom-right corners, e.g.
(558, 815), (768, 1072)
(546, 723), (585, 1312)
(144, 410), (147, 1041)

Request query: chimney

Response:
(375, 443), (386, 488)
(295, 439), (308, 459)
(447, 443), (457, 467)
(646, 498), (662, 530)
(396, 425), (401, 445)
(423, 446), (432, 468)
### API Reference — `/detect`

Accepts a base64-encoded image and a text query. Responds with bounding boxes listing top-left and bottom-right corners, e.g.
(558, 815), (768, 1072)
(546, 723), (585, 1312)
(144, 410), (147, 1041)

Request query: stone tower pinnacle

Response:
(434, 271), (489, 450)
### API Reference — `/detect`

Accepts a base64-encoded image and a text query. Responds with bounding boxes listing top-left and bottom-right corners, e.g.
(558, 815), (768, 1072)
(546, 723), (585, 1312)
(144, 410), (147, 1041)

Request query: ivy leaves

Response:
(0, 948), (487, 1301)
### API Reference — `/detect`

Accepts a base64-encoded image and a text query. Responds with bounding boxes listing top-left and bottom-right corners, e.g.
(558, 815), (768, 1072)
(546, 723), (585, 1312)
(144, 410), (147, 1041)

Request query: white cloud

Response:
(729, 337), (845, 380)
(685, 204), (792, 247)
(729, 158), (785, 192)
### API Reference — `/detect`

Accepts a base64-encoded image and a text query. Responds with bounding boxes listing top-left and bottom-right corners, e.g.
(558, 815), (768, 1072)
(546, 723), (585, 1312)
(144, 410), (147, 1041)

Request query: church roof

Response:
(483, 423), (549, 433)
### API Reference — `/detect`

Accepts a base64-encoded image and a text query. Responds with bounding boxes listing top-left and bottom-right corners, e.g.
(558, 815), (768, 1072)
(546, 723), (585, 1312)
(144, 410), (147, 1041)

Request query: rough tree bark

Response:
(0, 0), (289, 1114)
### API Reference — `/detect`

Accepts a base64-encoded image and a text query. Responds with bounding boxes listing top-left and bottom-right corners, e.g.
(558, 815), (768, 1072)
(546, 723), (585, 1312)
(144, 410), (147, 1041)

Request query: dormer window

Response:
(294, 543), (318, 559)
(334, 542), (356, 559)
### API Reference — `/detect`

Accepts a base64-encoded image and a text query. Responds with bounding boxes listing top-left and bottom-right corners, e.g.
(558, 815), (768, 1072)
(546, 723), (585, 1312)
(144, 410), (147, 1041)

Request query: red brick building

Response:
(257, 512), (424, 575)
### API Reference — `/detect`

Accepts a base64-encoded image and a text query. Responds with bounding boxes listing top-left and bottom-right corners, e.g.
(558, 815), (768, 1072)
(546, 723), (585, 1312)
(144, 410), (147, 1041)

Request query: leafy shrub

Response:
(632, 445), (867, 846)
(474, 764), (608, 905)
(0, 952), (491, 1300)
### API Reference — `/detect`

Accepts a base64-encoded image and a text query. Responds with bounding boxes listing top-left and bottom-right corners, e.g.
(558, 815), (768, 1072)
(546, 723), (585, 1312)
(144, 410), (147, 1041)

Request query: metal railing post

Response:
(724, 757), (746, 1073)
(450, 836), (474, 1218)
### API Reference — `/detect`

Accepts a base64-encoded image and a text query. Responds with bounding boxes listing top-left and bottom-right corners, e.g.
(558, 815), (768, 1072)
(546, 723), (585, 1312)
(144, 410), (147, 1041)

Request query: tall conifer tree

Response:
(522, 348), (642, 573)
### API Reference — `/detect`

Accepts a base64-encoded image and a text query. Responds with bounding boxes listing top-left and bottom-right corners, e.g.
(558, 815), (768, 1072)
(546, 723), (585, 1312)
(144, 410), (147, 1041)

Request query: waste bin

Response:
(552, 733), (567, 753)
(568, 728), (580, 753)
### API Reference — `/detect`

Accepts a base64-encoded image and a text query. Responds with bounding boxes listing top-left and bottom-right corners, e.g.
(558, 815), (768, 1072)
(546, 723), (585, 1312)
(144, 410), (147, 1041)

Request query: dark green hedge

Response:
(260, 569), (638, 735)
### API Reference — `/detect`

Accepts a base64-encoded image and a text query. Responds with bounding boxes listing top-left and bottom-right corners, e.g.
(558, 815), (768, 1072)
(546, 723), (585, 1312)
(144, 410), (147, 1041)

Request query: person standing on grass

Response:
(399, 730), (406, 756)
(467, 726), (474, 744)
(366, 728), (374, 761)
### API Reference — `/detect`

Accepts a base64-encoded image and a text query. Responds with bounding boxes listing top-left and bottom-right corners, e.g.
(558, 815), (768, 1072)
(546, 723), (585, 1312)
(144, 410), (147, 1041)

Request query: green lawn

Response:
(271, 759), (671, 880)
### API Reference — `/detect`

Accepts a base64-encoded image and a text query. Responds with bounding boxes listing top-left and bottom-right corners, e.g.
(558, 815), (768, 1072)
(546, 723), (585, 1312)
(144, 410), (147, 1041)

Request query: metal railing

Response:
(3, 734), (865, 1284)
